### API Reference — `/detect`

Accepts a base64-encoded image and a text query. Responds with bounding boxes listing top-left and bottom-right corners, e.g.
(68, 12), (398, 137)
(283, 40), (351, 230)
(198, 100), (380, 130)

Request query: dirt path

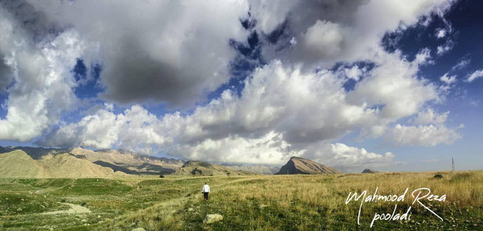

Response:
(42, 203), (91, 215)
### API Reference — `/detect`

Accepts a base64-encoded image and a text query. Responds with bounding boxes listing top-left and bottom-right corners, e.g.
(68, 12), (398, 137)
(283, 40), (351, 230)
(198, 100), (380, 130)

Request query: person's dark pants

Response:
(203, 192), (209, 200)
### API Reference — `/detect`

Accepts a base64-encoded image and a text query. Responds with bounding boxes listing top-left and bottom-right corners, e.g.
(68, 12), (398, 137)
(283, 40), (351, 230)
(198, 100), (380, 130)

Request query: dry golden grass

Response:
(227, 171), (483, 208)
(165, 170), (482, 230)
(1, 171), (481, 230)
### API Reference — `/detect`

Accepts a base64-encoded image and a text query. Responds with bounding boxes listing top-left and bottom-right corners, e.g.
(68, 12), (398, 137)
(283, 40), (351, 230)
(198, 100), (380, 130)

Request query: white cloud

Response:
(253, 0), (456, 69)
(248, 0), (296, 34)
(467, 69), (483, 82)
(39, 105), (165, 154)
(439, 73), (457, 92)
(346, 49), (439, 136)
(422, 159), (439, 163)
(302, 142), (395, 168)
(0, 7), (84, 141)
(2, 0), (461, 167)
(344, 65), (364, 81)
(440, 73), (457, 85)
(29, 0), (250, 107)
(303, 20), (344, 58)
(1, 0), (250, 140)
(436, 40), (454, 56)
(386, 124), (461, 147)
(42, 103), (394, 166)
(451, 58), (471, 71)
(171, 131), (301, 165)
(46, 108), (123, 149)
(412, 108), (449, 125)
(436, 28), (447, 38)
(43, 52), (442, 165)
(414, 48), (434, 65)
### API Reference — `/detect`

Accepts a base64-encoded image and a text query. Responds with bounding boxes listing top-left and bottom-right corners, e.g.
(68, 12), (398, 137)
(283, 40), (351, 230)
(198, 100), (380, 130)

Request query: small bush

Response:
(434, 174), (443, 179)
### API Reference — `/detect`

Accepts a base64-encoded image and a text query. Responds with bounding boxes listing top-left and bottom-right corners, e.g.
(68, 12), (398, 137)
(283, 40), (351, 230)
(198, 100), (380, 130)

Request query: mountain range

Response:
(0, 150), (123, 178)
(0, 146), (343, 177)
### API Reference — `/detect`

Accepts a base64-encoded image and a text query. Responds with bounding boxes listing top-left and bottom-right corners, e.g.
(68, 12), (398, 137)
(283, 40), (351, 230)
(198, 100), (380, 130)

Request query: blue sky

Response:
(0, 0), (481, 172)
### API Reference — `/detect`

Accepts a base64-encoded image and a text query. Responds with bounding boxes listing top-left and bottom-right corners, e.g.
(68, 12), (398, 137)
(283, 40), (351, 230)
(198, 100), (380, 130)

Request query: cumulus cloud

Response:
(303, 20), (344, 58)
(0, 6), (84, 141)
(171, 132), (301, 165)
(251, 0), (455, 69)
(467, 69), (483, 82)
(39, 104), (165, 154)
(0, 0), (58, 41)
(29, 0), (250, 107)
(386, 124), (461, 147)
(343, 65), (364, 81)
(2, 0), (462, 167)
(40, 107), (122, 149)
(346, 49), (439, 138)
(302, 142), (395, 168)
(0, 0), (250, 141)
(412, 108), (449, 125)
(179, 138), (395, 167)
(43, 51), (441, 165)
(389, 107), (461, 147)
(0, 56), (12, 93)
(41, 102), (394, 166)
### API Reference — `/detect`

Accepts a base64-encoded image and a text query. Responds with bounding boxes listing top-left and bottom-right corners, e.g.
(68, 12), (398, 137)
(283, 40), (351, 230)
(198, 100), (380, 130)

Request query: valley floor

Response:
(0, 171), (482, 230)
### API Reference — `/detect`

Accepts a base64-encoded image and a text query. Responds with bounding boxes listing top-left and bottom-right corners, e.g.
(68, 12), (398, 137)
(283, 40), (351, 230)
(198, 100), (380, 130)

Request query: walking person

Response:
(202, 182), (210, 200)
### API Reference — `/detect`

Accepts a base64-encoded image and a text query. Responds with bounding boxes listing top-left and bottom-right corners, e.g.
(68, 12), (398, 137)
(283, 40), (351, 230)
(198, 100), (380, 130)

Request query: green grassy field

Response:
(0, 171), (481, 230)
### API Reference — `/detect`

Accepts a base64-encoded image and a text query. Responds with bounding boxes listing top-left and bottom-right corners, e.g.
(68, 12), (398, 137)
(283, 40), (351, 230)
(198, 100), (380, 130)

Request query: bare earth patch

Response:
(42, 203), (91, 215)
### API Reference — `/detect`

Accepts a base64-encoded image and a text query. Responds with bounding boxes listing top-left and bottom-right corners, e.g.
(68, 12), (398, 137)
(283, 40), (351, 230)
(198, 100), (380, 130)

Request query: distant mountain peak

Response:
(276, 157), (341, 174)
(362, 169), (379, 173)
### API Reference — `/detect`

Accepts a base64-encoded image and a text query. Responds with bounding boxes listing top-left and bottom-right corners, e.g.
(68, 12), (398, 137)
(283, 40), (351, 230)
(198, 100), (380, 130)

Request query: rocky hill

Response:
(0, 150), (122, 178)
(70, 148), (183, 175)
(276, 157), (341, 174)
(0, 146), (184, 176)
(362, 169), (379, 173)
(174, 161), (257, 176)
(0, 150), (46, 178)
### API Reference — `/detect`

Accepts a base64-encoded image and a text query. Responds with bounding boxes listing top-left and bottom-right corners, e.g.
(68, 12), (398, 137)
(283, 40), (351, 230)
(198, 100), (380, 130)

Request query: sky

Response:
(0, 0), (482, 173)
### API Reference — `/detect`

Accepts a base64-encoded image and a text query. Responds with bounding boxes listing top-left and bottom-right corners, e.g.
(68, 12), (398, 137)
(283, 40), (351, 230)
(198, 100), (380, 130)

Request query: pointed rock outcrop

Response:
(362, 169), (379, 173)
(276, 157), (341, 174)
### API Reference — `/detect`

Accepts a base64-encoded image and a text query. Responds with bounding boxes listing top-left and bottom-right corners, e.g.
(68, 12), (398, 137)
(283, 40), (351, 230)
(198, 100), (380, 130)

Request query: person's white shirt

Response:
(202, 184), (210, 193)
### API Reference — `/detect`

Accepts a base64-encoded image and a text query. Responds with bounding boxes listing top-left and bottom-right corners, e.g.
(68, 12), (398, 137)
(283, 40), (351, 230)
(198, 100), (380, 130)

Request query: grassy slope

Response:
(0, 171), (481, 230)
